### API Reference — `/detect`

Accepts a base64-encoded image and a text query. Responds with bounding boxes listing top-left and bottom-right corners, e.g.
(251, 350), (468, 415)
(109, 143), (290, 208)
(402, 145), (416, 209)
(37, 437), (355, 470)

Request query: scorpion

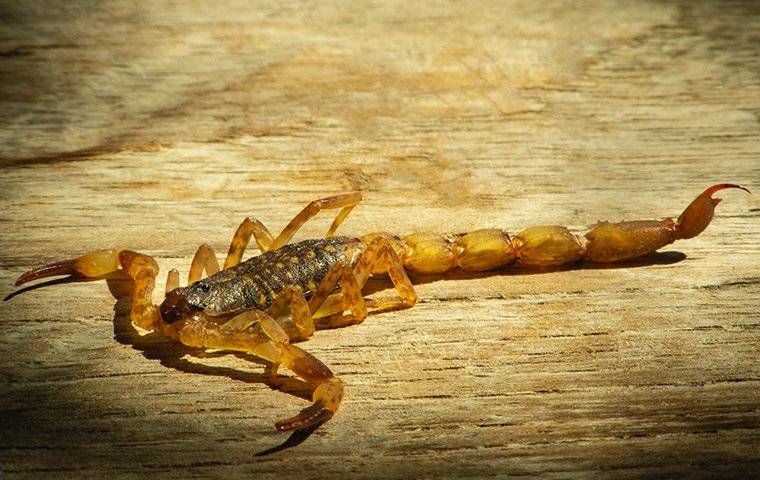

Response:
(12, 183), (749, 432)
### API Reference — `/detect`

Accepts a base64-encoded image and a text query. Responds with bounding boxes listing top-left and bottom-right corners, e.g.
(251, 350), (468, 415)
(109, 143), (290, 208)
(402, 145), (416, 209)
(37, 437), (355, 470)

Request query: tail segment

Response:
(363, 183), (750, 273)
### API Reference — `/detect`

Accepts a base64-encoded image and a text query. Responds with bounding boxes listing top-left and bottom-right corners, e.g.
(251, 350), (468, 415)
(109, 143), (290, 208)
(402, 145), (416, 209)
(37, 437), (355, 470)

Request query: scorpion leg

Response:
(179, 310), (343, 431)
(266, 285), (316, 341)
(165, 269), (180, 293)
(306, 263), (369, 328)
(222, 192), (362, 269)
(352, 236), (418, 311)
(15, 249), (163, 332)
(265, 244), (409, 333)
(188, 243), (220, 284)
(223, 217), (275, 269)
(164, 243), (220, 293)
(268, 192), (362, 251)
(311, 237), (418, 328)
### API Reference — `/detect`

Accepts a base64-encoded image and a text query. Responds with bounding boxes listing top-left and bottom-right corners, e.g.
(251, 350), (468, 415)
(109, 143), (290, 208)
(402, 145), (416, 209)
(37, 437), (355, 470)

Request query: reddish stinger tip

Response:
(704, 183), (751, 197)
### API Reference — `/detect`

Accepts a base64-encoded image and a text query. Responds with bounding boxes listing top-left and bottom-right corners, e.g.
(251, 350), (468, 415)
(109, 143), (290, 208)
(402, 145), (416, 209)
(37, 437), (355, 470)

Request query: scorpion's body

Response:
(179, 237), (364, 317)
(12, 184), (749, 433)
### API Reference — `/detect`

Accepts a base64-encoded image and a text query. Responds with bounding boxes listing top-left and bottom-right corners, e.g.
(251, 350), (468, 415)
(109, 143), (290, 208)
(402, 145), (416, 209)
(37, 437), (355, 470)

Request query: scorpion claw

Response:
(275, 399), (334, 431)
(274, 376), (343, 432)
(15, 259), (81, 286)
(14, 249), (123, 287)
(676, 183), (750, 239)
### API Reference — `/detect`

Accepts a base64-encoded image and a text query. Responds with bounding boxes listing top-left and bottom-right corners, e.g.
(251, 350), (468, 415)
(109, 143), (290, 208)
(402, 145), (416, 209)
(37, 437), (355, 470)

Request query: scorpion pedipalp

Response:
(274, 377), (344, 431)
(15, 249), (123, 286)
(15, 249), (162, 330)
(177, 310), (344, 431)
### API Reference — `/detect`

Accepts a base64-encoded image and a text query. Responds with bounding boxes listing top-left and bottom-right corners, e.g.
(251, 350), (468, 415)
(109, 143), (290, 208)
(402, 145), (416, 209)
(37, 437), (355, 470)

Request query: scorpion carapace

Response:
(12, 184), (750, 432)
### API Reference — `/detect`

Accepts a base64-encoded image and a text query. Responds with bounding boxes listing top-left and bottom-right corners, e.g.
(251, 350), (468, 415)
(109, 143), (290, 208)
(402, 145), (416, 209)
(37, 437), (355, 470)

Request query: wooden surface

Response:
(1, 1), (759, 478)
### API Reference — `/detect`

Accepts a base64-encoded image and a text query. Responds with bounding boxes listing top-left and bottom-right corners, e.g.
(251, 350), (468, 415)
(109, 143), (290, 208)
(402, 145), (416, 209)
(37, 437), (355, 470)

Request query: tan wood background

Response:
(1, 1), (759, 478)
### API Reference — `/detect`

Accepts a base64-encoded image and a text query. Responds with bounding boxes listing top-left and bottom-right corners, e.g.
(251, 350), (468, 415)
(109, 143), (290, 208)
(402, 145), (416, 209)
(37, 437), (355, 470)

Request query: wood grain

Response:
(1, 1), (759, 478)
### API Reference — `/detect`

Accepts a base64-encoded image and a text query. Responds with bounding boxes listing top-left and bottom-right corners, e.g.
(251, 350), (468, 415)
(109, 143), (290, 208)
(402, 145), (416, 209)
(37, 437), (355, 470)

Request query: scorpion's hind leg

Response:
(352, 236), (418, 311)
(311, 236), (418, 329)
(267, 262), (373, 338)
(222, 192), (362, 269)
(307, 263), (369, 329)
(15, 249), (162, 330)
(179, 310), (343, 431)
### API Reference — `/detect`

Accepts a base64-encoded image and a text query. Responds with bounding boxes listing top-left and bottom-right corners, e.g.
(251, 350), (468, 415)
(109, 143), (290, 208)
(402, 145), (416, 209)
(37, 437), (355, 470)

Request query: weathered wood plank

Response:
(1, 1), (759, 478)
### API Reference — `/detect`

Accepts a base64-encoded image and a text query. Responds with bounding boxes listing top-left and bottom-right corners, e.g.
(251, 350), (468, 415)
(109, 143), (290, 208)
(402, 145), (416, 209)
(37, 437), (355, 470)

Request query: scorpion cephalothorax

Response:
(12, 184), (749, 432)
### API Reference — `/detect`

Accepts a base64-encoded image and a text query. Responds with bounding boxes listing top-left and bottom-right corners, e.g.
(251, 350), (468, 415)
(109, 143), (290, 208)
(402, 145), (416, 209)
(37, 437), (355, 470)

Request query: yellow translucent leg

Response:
(307, 263), (368, 329)
(353, 236), (418, 310)
(268, 192), (362, 251)
(188, 243), (220, 284)
(311, 237), (418, 327)
(165, 269), (180, 293)
(178, 310), (343, 431)
(222, 192), (362, 269)
(266, 285), (315, 341)
(223, 217), (275, 269)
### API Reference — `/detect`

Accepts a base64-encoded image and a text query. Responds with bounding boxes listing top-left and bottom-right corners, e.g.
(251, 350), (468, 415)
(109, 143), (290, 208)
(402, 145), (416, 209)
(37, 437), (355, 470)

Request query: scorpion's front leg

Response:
(179, 310), (343, 431)
(163, 242), (221, 295)
(223, 192), (362, 268)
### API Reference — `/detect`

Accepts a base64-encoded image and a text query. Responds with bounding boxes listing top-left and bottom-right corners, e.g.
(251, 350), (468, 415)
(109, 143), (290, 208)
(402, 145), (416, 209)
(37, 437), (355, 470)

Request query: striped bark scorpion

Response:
(12, 183), (749, 432)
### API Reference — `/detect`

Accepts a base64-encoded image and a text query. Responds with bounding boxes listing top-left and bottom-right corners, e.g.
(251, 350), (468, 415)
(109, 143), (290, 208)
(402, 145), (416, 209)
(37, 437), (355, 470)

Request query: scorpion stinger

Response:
(675, 183), (750, 239)
(10, 184), (750, 433)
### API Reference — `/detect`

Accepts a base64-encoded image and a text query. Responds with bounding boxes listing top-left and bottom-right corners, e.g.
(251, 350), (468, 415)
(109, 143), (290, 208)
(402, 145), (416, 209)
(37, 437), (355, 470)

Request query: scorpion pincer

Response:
(11, 184), (750, 432)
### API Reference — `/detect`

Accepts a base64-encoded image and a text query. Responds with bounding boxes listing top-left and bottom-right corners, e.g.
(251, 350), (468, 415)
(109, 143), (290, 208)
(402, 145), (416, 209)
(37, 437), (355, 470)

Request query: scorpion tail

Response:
(584, 183), (751, 263)
(675, 183), (750, 240)
(15, 249), (124, 286)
